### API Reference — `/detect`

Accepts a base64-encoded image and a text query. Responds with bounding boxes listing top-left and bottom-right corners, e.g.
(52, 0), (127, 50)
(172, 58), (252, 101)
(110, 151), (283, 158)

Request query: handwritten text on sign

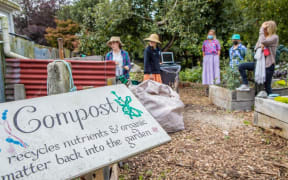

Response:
(0, 84), (171, 180)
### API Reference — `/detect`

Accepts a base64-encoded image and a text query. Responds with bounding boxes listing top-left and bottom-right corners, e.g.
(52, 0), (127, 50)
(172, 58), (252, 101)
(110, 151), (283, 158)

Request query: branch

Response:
(157, 0), (178, 26)
(162, 33), (177, 52)
(130, 13), (153, 21)
(130, 0), (178, 26)
(137, 36), (146, 46)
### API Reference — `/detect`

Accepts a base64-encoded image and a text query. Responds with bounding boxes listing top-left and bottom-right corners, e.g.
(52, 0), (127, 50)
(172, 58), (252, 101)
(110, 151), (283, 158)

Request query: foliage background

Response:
(14, 0), (288, 69)
(13, 0), (68, 45)
(45, 19), (80, 51)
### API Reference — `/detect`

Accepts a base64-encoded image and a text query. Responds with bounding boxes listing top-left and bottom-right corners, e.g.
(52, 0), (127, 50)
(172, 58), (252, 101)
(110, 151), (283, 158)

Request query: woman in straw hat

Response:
(105, 36), (131, 79)
(143, 34), (162, 83)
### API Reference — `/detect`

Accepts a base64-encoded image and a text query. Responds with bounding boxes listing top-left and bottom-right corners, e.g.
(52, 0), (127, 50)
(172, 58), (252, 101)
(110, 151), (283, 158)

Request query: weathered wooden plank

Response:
(254, 112), (288, 139)
(210, 95), (254, 111)
(272, 88), (288, 96)
(93, 169), (104, 180)
(209, 95), (232, 110)
(236, 89), (255, 101)
(231, 100), (254, 111)
(106, 77), (116, 86)
(109, 164), (119, 180)
(0, 42), (5, 102)
(255, 97), (288, 123)
(209, 85), (234, 101)
(209, 85), (254, 111)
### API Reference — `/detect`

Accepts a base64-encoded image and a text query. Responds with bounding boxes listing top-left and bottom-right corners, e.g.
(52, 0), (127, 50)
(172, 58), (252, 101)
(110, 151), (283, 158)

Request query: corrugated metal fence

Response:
(5, 59), (116, 101)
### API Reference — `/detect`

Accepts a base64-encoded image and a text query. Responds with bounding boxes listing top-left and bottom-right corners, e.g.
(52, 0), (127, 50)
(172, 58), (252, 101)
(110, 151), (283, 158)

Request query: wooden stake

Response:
(58, 38), (64, 59)
(109, 164), (119, 180)
(106, 77), (116, 86)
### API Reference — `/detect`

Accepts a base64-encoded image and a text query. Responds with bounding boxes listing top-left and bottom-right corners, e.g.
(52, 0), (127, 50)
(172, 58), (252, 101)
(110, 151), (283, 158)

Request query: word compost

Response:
(0, 85), (170, 180)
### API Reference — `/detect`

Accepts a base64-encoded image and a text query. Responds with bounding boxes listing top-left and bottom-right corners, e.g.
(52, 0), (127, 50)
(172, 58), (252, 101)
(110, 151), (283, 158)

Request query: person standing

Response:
(237, 21), (279, 94)
(105, 36), (131, 79)
(229, 34), (247, 68)
(202, 29), (221, 85)
(143, 34), (162, 83)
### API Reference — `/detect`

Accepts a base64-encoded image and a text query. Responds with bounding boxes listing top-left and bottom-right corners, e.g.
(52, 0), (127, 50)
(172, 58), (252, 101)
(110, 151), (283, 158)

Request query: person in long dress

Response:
(202, 29), (221, 85)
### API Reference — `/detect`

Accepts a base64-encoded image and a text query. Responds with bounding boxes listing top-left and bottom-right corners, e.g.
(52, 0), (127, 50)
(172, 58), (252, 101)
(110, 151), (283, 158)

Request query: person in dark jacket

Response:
(143, 34), (162, 83)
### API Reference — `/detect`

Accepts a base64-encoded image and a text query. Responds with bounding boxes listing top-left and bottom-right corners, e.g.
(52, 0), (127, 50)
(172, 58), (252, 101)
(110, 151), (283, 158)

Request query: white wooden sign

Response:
(0, 84), (171, 180)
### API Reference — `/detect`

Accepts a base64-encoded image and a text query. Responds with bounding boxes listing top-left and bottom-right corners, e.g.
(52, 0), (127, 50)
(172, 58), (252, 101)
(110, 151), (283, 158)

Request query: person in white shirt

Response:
(105, 36), (131, 79)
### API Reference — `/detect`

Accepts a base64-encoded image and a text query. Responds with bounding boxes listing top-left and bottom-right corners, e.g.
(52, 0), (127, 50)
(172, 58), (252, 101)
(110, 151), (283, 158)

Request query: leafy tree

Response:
(45, 19), (80, 50)
(78, 0), (156, 56)
(14, 0), (68, 45)
(57, 0), (100, 23)
(56, 0), (288, 68)
(75, 0), (235, 60)
(236, 0), (288, 46)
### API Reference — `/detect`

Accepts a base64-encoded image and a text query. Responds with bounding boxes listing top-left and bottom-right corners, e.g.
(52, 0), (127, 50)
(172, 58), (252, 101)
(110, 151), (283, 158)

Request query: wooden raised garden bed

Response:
(209, 85), (255, 111)
(272, 87), (288, 96)
(272, 79), (288, 95)
(254, 97), (288, 139)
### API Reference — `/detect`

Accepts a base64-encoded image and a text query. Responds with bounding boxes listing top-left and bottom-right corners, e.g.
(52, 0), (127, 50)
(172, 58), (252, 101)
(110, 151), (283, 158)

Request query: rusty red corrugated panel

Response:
(5, 59), (116, 101)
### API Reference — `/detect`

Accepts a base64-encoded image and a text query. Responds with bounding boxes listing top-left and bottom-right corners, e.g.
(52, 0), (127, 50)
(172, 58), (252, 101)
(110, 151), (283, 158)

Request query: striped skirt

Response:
(202, 55), (220, 85)
(143, 74), (162, 83)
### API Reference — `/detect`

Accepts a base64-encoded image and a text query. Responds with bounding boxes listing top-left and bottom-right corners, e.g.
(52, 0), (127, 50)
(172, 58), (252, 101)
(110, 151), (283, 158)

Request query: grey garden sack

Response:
(130, 80), (185, 132)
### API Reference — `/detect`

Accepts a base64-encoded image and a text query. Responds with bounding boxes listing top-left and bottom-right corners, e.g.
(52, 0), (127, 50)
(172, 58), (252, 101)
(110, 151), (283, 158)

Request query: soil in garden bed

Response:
(119, 85), (288, 179)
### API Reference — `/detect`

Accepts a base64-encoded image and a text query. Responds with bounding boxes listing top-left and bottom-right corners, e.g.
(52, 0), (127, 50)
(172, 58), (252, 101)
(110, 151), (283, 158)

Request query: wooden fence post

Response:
(57, 38), (64, 60)
(0, 42), (5, 102)
(106, 78), (116, 86)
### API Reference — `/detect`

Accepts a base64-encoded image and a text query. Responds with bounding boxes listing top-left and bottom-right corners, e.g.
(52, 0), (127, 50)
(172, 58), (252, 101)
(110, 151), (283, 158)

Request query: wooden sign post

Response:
(0, 85), (171, 180)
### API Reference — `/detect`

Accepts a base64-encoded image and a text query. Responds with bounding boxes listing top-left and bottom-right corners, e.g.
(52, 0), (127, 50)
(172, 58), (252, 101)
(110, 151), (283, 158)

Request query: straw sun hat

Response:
(144, 34), (161, 44)
(107, 36), (124, 46)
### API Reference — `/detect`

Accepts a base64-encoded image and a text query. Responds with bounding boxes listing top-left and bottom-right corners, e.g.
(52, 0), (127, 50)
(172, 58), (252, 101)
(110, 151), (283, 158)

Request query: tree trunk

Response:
(162, 33), (177, 52)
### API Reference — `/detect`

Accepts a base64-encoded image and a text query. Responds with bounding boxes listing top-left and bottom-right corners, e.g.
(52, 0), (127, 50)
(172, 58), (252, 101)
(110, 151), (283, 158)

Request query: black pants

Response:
(238, 62), (275, 94)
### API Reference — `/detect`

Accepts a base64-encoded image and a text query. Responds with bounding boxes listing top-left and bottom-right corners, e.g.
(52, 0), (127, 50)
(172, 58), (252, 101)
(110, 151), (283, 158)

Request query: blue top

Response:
(105, 49), (131, 79)
(229, 43), (247, 68)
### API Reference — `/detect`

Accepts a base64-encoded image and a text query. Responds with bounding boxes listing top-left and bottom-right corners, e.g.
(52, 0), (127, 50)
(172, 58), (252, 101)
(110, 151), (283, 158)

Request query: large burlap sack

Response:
(130, 80), (185, 132)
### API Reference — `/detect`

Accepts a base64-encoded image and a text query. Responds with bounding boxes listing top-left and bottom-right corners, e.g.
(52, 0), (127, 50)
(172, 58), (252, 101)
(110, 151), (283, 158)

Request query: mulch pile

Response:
(119, 85), (288, 179)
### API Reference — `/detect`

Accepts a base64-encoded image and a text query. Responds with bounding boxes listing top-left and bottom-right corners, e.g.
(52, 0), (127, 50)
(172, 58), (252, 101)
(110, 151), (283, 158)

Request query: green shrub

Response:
(221, 61), (241, 90)
(130, 72), (144, 82)
(179, 66), (202, 83)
